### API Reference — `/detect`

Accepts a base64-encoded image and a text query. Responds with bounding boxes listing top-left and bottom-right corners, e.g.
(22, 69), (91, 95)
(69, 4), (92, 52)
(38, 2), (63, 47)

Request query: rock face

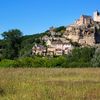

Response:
(75, 15), (93, 26)
(63, 11), (100, 46)
(63, 23), (100, 46)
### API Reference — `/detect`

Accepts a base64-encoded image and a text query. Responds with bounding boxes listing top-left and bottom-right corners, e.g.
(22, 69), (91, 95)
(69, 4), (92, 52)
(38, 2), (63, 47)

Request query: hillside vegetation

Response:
(0, 47), (98, 68)
(0, 26), (65, 59)
(0, 26), (100, 67)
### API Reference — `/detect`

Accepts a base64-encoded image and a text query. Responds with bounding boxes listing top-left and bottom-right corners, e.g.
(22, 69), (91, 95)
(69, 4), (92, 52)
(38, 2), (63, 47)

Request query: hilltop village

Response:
(32, 11), (100, 56)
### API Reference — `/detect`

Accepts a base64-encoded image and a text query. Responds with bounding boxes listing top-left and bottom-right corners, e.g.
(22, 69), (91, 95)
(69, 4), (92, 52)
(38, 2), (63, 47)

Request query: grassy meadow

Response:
(0, 68), (100, 100)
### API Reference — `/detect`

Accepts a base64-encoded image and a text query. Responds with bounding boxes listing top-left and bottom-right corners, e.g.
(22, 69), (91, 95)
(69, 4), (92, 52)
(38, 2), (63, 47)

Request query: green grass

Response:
(0, 68), (100, 100)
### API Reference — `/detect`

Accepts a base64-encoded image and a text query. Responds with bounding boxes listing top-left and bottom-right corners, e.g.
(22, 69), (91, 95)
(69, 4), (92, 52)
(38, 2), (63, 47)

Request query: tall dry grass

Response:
(0, 68), (100, 100)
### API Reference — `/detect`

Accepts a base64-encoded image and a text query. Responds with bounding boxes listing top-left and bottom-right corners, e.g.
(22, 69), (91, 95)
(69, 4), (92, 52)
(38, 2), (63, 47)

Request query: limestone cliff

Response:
(63, 22), (100, 46)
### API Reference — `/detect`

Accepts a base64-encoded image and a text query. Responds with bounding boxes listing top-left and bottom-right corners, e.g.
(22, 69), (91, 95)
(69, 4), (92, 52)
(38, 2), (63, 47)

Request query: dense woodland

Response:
(0, 26), (100, 67)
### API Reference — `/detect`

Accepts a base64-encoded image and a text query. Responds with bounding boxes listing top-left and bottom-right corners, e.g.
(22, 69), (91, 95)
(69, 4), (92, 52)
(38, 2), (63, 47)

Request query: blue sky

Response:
(0, 0), (100, 37)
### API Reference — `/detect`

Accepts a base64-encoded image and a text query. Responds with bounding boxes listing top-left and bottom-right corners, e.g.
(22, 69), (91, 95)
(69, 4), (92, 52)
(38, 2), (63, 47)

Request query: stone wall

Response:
(94, 11), (100, 22)
(75, 15), (93, 26)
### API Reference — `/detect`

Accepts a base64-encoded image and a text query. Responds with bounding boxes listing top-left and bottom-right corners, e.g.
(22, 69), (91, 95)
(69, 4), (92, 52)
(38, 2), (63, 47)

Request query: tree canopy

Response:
(1, 29), (22, 59)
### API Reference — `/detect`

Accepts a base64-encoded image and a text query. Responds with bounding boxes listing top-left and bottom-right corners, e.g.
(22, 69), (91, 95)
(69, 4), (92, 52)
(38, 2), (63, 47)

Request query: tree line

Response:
(0, 28), (100, 67)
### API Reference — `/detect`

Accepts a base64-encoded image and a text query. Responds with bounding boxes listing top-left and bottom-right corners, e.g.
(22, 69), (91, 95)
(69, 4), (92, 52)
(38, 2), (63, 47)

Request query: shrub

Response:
(13, 57), (34, 68)
(0, 59), (15, 68)
(91, 47), (100, 67)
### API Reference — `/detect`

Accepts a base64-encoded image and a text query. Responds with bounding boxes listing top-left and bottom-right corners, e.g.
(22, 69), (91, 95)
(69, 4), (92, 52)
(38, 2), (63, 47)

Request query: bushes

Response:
(13, 57), (34, 68)
(12, 57), (55, 68)
(0, 57), (68, 68)
(0, 47), (97, 68)
(0, 57), (92, 68)
(91, 47), (100, 67)
(0, 59), (15, 68)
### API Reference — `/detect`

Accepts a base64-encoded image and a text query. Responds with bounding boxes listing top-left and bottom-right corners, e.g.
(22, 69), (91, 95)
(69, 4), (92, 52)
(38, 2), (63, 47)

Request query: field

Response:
(0, 68), (100, 100)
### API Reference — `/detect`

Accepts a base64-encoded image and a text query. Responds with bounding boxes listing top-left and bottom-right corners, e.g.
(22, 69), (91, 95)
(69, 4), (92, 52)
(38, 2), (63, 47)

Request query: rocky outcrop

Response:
(63, 23), (100, 46)
(41, 21), (100, 47)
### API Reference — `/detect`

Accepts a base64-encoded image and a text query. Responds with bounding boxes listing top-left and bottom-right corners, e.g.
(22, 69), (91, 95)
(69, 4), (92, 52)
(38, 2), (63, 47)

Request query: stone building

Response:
(75, 15), (93, 26)
(32, 44), (46, 56)
(47, 40), (73, 56)
(46, 39), (52, 47)
(42, 35), (49, 42)
(93, 11), (100, 22)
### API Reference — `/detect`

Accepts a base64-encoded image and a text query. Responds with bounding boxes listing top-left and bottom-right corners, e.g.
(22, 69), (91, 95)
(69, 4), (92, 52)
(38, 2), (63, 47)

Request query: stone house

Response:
(47, 47), (55, 56)
(32, 44), (46, 56)
(49, 27), (62, 37)
(42, 35), (49, 42)
(47, 40), (63, 56)
(46, 39), (52, 47)
(63, 43), (73, 54)
(54, 43), (73, 56)
(59, 38), (70, 43)
(55, 48), (63, 56)
(52, 40), (63, 56)
(46, 40), (73, 56)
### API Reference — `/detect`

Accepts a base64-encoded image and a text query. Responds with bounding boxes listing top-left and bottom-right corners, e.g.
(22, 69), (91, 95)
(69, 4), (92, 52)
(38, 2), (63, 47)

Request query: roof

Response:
(81, 15), (92, 19)
(52, 40), (63, 45)
(33, 44), (46, 50)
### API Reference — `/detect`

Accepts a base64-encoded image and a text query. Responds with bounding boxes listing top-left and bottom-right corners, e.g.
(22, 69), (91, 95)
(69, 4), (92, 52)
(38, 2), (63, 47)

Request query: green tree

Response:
(2, 29), (22, 59)
(55, 26), (66, 33)
(67, 47), (95, 67)
(91, 47), (100, 67)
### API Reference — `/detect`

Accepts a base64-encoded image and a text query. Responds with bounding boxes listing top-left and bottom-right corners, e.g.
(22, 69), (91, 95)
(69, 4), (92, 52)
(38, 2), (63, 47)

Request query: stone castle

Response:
(64, 11), (100, 46)
(75, 10), (100, 25)
(94, 11), (100, 22)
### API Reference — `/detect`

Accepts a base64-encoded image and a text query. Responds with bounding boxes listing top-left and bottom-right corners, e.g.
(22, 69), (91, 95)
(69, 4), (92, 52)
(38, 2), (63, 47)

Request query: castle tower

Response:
(93, 11), (100, 22)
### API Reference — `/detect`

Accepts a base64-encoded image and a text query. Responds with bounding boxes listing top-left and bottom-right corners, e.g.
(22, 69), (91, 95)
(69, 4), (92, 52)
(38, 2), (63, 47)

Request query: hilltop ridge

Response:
(45, 11), (100, 46)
